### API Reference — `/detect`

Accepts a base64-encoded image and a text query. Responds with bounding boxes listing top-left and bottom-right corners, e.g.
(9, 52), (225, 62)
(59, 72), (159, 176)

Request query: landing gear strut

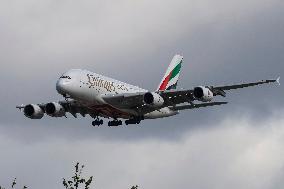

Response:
(108, 120), (122, 127)
(92, 118), (103, 126)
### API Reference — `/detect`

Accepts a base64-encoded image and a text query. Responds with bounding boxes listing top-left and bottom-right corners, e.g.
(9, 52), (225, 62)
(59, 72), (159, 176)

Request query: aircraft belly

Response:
(88, 104), (133, 119)
(144, 107), (178, 119)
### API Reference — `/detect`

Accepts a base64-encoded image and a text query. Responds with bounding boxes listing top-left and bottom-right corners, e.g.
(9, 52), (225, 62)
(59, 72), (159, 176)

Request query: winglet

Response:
(276, 76), (280, 86)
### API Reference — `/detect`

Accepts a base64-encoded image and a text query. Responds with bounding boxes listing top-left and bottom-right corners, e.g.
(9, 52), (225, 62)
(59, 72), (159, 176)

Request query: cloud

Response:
(0, 0), (282, 74)
(0, 109), (283, 189)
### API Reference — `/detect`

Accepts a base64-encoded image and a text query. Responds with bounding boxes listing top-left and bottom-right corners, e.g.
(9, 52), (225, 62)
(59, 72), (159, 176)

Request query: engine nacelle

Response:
(45, 102), (66, 117)
(143, 92), (164, 108)
(193, 86), (214, 102)
(24, 104), (44, 119)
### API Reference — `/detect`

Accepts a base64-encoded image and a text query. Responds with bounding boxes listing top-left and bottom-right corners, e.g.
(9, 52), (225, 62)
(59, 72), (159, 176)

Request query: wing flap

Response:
(171, 102), (228, 111)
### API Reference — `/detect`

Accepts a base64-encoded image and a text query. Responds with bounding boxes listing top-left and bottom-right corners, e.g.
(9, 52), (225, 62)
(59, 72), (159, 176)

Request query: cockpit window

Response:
(60, 75), (71, 79)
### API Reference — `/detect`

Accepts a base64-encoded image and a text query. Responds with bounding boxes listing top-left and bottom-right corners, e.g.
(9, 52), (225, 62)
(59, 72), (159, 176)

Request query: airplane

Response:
(16, 54), (280, 126)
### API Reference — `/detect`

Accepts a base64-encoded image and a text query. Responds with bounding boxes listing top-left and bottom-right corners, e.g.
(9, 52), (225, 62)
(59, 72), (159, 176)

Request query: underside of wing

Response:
(158, 89), (194, 105)
(59, 100), (91, 117)
(102, 90), (197, 114)
(102, 93), (157, 115)
(102, 93), (145, 109)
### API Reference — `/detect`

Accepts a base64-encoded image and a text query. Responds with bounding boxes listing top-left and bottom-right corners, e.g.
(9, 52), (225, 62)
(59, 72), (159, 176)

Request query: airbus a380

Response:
(17, 55), (280, 126)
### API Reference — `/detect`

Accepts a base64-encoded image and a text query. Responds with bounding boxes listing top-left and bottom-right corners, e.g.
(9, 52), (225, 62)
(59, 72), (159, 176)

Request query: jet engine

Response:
(23, 104), (44, 119)
(45, 102), (66, 117)
(193, 86), (214, 102)
(143, 92), (164, 108)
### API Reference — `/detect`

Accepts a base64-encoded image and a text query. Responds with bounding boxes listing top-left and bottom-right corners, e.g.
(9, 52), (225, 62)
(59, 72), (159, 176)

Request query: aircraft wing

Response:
(102, 93), (158, 115)
(102, 77), (279, 114)
(158, 89), (194, 105)
(103, 90), (194, 109)
(103, 92), (145, 109)
(159, 77), (279, 100)
(103, 92), (227, 113)
(208, 78), (279, 97)
(213, 78), (279, 91)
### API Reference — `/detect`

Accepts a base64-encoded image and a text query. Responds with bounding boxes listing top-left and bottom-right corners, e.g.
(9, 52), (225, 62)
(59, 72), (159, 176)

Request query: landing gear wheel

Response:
(108, 120), (123, 127)
(125, 117), (142, 125)
(92, 119), (104, 126)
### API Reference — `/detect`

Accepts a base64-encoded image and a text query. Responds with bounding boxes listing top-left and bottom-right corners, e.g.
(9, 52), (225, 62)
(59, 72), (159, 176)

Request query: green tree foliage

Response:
(63, 162), (93, 189)
(1, 163), (138, 189)
(0, 178), (27, 189)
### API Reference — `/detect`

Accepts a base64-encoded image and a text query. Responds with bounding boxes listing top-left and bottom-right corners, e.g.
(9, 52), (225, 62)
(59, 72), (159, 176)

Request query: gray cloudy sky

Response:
(0, 0), (284, 189)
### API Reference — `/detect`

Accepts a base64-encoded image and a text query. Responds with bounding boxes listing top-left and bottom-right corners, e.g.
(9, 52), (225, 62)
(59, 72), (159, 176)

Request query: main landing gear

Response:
(91, 116), (144, 127)
(125, 116), (144, 125)
(92, 118), (104, 126)
(108, 120), (123, 127)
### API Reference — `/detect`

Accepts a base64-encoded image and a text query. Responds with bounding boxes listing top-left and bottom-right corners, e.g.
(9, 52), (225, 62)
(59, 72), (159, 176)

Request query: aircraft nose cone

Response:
(56, 79), (70, 95)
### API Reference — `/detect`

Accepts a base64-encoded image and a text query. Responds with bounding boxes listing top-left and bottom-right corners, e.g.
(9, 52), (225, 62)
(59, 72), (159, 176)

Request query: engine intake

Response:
(24, 104), (44, 119)
(143, 92), (164, 108)
(193, 86), (213, 102)
(45, 102), (66, 117)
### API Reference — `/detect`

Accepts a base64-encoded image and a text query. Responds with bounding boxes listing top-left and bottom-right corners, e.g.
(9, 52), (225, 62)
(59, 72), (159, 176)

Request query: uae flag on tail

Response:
(158, 54), (183, 91)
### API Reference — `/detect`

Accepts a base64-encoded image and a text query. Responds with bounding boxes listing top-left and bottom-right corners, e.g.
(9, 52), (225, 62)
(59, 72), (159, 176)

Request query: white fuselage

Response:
(56, 69), (178, 119)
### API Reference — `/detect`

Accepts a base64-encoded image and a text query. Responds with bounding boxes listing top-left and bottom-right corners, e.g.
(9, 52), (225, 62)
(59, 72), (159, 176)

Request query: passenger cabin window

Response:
(60, 75), (71, 79)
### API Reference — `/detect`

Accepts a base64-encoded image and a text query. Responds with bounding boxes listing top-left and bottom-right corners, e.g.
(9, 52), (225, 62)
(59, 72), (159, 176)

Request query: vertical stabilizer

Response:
(157, 54), (183, 91)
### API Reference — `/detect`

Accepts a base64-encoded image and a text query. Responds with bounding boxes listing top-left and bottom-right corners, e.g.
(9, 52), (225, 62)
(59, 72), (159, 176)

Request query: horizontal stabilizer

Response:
(171, 102), (228, 111)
